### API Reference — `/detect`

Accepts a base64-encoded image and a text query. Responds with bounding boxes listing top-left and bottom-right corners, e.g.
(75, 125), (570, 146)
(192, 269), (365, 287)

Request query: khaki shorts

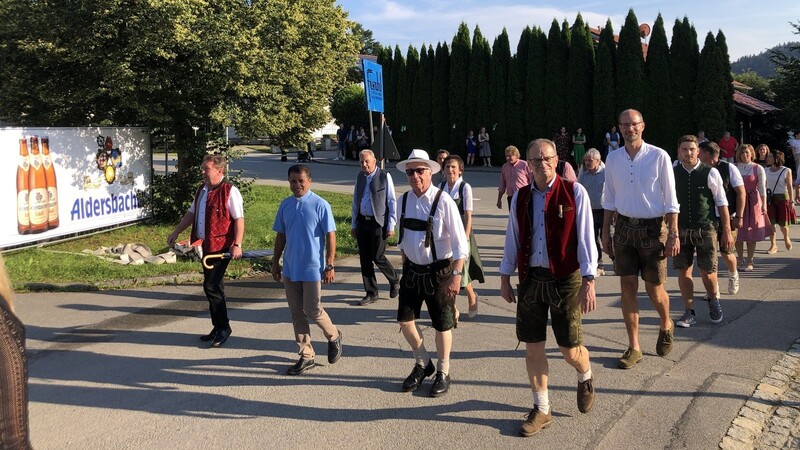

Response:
(613, 215), (667, 284)
(672, 227), (718, 273)
(516, 268), (582, 348)
(718, 221), (737, 255)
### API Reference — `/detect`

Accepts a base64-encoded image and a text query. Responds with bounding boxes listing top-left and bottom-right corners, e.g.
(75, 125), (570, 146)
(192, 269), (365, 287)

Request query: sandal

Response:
(745, 263), (754, 272)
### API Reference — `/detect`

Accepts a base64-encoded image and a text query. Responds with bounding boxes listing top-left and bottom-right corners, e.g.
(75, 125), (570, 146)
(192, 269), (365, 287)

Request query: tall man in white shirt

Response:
(395, 149), (469, 398)
(672, 135), (732, 328)
(601, 109), (681, 369)
(499, 139), (598, 437)
(351, 149), (400, 306)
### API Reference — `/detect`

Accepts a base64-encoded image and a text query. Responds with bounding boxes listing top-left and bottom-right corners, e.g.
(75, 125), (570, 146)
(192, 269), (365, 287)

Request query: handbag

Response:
(766, 168), (786, 206)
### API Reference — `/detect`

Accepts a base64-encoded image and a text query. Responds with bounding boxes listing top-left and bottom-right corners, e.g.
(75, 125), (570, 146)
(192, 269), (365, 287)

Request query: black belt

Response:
(406, 259), (451, 272)
(618, 214), (663, 226)
(358, 214), (376, 222)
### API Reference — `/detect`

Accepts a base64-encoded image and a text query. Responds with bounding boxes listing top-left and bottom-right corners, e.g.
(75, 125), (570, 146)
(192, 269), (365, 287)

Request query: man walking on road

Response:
(395, 149), (469, 397)
(673, 135), (731, 328)
(271, 164), (342, 375)
(699, 141), (746, 295)
(499, 139), (599, 437)
(497, 145), (532, 210)
(601, 109), (681, 369)
(167, 154), (244, 348)
(351, 149), (400, 306)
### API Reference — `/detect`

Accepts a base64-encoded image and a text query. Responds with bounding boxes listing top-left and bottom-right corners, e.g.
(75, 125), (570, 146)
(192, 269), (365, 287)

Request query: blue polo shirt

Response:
(273, 190), (336, 282)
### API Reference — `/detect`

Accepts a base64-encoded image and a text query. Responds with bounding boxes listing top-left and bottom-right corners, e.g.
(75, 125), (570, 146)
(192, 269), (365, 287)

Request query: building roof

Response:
(589, 26), (649, 59)
(733, 90), (779, 115)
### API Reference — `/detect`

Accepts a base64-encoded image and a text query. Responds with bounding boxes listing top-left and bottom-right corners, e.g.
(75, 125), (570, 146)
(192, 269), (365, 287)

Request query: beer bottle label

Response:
(48, 187), (59, 222)
(20, 158), (29, 171)
(43, 156), (51, 169)
(18, 191), (30, 227)
(31, 156), (41, 170)
(29, 187), (49, 226)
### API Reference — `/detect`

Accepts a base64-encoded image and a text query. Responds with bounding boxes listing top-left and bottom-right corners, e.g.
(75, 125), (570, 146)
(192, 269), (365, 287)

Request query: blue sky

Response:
(336, 0), (800, 60)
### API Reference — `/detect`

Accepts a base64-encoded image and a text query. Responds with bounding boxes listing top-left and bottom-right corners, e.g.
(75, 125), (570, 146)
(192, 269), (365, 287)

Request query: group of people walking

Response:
(165, 108), (796, 439)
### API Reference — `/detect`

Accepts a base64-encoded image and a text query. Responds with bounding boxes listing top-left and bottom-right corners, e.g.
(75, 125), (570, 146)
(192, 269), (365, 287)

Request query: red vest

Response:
(515, 176), (579, 281)
(190, 182), (236, 254)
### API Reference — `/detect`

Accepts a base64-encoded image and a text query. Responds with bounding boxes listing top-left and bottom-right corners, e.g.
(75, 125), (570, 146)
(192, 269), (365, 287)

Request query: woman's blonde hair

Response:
(0, 254), (14, 310)
(735, 144), (754, 163)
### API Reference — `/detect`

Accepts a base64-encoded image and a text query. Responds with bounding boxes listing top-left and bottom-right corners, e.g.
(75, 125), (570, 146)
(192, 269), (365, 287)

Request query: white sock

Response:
(413, 343), (429, 367)
(578, 367), (593, 383)
(533, 390), (550, 414)
(437, 358), (450, 375)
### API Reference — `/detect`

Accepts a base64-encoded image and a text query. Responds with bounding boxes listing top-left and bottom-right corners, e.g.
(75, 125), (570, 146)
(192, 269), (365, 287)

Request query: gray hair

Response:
(359, 149), (375, 159)
(584, 148), (601, 160)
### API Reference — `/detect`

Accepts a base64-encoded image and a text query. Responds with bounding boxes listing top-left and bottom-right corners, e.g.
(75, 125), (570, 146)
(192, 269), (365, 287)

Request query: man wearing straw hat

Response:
(395, 149), (469, 397)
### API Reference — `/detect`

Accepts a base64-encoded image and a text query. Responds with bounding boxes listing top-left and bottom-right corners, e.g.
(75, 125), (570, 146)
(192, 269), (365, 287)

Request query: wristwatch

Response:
(324, 264), (334, 272)
(582, 275), (595, 282)
(451, 269), (463, 276)
(232, 243), (241, 248)
(667, 231), (679, 239)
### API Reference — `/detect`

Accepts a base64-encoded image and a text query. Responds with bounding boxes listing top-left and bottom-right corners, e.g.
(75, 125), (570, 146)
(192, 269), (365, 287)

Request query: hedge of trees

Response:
(375, 9), (735, 162)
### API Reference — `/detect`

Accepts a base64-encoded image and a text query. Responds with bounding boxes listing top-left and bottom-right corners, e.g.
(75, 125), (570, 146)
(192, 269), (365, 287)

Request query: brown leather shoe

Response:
(656, 320), (674, 356)
(577, 378), (595, 413)
(520, 406), (552, 437)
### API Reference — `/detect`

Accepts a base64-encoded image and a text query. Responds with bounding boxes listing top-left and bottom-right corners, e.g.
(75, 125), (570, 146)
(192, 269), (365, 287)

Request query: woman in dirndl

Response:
(764, 150), (795, 253)
(735, 144), (770, 271)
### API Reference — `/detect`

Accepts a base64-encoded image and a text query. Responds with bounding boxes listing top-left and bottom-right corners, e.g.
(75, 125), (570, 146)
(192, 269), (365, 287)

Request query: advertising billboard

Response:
(2, 127), (152, 250)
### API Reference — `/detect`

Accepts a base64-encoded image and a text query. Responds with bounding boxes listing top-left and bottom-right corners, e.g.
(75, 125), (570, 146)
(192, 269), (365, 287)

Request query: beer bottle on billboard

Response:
(28, 136), (49, 233)
(41, 137), (59, 228)
(17, 138), (30, 234)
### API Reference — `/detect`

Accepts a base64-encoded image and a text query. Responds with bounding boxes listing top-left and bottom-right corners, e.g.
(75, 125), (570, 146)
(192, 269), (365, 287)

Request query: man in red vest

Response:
(499, 139), (599, 437)
(168, 154), (244, 348)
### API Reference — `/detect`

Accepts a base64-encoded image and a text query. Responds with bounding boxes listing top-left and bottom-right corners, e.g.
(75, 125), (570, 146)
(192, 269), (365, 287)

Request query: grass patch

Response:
(5, 185), (360, 290)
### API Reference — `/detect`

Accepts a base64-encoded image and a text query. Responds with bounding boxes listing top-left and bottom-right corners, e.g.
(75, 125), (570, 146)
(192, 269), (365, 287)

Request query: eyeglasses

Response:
(528, 155), (557, 165)
(405, 167), (430, 176)
(619, 122), (643, 129)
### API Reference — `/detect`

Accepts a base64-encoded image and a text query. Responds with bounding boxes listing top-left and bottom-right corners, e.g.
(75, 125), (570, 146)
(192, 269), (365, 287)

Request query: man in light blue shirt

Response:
(272, 164), (342, 375)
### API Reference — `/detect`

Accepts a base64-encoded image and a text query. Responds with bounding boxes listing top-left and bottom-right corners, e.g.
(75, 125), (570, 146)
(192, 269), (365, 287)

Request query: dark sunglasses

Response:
(405, 167), (430, 176)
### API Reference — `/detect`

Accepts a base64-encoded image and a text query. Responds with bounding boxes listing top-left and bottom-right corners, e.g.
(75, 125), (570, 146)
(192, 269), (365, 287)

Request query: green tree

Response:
(695, 32), (729, 140)
(490, 29), (511, 158)
(615, 9), (645, 112)
(733, 71), (775, 103)
(377, 46), (394, 121)
(432, 43), (451, 151)
(642, 14), (674, 154)
(0, 0), (359, 177)
(566, 14), (594, 144)
(526, 27), (548, 139)
(330, 84), (367, 128)
(396, 45), (420, 154)
(468, 26), (491, 136)
(506, 55), (525, 150)
(412, 45), (434, 149)
(716, 31), (736, 131)
(449, 23), (471, 152)
(387, 46), (405, 127)
(670, 17), (699, 139)
(593, 20), (617, 153)
(516, 26), (532, 117)
(545, 19), (569, 134)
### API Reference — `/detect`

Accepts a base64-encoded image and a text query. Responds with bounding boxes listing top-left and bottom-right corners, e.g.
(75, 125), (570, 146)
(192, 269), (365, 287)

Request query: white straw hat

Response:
(396, 149), (441, 174)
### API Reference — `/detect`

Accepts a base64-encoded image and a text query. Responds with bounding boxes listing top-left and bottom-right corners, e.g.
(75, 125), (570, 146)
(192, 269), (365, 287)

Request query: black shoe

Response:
(358, 295), (379, 306)
(401, 360), (435, 392)
(199, 328), (217, 342)
(211, 326), (231, 347)
(287, 357), (316, 375)
(389, 282), (400, 299)
(328, 330), (343, 364)
(429, 371), (451, 397)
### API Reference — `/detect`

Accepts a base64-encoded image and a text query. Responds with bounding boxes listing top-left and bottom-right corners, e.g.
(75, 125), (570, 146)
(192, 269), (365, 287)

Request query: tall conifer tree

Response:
(716, 30), (736, 132)
(468, 26), (491, 137)
(432, 42), (451, 151)
(388, 46), (405, 130)
(490, 29), (511, 156)
(566, 14), (595, 143)
(377, 47), (393, 130)
(593, 20), (616, 153)
(527, 27), (548, 139)
(449, 23), (471, 152)
(615, 9), (645, 112)
(507, 55), (525, 151)
(695, 33), (728, 140)
(643, 14), (674, 154)
(396, 45), (418, 154)
(545, 19), (568, 134)
(516, 26), (532, 118)
(670, 17), (699, 140)
(412, 45), (434, 149)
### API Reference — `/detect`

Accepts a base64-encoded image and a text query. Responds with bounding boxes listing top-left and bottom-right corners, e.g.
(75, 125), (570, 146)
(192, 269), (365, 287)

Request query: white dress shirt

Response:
(398, 185), (469, 265)
(499, 177), (598, 278)
(441, 177), (473, 212)
(351, 167), (398, 231)
(602, 143), (680, 218)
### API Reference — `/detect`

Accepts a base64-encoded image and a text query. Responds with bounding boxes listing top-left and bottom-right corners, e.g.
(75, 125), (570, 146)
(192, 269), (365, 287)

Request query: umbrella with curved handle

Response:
(202, 249), (274, 269)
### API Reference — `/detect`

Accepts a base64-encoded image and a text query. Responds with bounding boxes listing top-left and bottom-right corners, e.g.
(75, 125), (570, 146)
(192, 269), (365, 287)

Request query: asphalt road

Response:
(16, 148), (800, 449)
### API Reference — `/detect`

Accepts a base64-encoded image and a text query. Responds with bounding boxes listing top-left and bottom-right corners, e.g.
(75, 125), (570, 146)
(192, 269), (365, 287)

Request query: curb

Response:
(720, 337), (800, 449)
(21, 270), (267, 292)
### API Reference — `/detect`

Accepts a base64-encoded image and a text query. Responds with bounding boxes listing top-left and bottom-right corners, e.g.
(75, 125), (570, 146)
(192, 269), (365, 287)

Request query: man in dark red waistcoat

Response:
(499, 139), (599, 437)
(168, 154), (244, 348)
